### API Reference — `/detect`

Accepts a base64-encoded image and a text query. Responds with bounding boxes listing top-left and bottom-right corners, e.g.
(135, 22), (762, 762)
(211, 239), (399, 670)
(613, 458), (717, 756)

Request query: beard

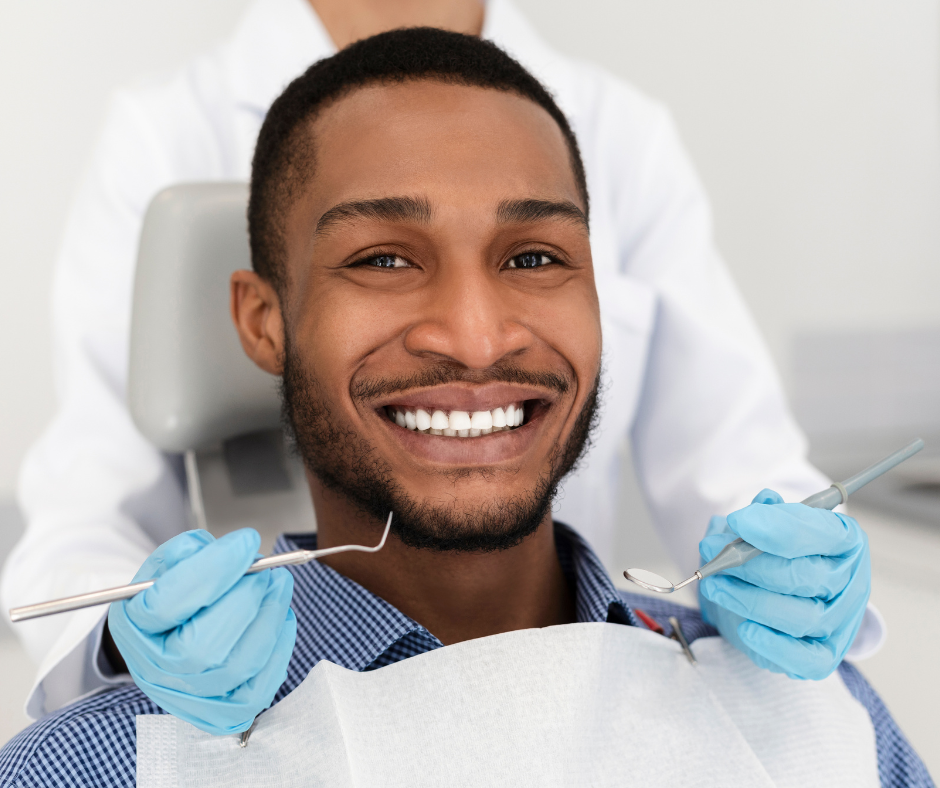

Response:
(280, 335), (600, 553)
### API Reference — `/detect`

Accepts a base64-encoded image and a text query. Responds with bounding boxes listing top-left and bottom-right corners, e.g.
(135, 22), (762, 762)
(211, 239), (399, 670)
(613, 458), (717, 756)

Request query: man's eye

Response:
(506, 252), (555, 269)
(360, 254), (410, 269)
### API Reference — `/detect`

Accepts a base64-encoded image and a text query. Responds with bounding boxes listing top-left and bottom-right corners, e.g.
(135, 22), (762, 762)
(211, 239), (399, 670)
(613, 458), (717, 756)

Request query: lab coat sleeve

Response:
(594, 90), (883, 658)
(583, 89), (825, 575)
(0, 89), (192, 718)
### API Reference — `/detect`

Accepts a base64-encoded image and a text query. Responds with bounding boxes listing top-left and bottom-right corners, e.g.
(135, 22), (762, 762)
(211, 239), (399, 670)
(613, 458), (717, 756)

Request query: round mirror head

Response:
(623, 568), (676, 594)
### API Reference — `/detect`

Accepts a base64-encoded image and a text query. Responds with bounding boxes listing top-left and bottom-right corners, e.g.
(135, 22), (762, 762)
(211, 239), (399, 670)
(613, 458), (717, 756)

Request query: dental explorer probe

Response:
(624, 438), (924, 595)
(9, 513), (394, 623)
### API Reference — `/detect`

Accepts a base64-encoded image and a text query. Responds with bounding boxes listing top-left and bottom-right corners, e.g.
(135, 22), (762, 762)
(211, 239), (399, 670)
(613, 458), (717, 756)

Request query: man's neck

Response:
(308, 0), (485, 51)
(309, 478), (576, 646)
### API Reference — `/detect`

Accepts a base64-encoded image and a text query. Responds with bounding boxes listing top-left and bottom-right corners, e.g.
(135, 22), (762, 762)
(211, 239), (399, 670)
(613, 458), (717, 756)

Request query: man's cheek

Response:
(303, 298), (367, 361)
(544, 310), (600, 383)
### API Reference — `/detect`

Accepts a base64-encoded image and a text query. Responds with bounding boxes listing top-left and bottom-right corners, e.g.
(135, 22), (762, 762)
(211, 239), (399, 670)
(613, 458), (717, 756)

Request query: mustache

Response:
(352, 361), (572, 402)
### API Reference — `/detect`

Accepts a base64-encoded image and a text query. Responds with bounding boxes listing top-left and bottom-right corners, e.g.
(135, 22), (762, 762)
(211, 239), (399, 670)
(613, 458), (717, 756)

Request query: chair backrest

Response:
(128, 183), (281, 452)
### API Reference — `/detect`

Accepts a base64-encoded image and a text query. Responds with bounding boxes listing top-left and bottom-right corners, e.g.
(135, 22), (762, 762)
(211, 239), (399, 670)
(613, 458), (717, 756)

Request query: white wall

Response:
(516, 0), (940, 372)
(1, 0), (939, 496)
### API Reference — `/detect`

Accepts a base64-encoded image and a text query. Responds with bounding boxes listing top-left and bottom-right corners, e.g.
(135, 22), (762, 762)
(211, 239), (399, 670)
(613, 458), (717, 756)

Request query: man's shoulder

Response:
(611, 591), (934, 787)
(0, 685), (158, 788)
(836, 662), (936, 788)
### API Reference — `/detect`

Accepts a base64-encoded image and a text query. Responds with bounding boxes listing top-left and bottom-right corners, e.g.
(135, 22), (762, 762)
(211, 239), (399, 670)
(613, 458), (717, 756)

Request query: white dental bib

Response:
(137, 623), (878, 788)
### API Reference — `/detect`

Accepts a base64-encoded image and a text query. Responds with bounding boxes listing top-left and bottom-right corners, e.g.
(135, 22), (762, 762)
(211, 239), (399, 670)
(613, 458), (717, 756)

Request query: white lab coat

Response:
(1, 0), (882, 719)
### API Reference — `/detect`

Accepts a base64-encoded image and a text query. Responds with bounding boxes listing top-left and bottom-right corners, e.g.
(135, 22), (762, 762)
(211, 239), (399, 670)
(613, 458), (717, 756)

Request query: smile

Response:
(384, 402), (526, 437)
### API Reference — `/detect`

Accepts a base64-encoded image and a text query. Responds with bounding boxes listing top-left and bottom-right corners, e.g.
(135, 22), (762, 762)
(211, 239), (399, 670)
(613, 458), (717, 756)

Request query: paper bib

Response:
(138, 623), (878, 788)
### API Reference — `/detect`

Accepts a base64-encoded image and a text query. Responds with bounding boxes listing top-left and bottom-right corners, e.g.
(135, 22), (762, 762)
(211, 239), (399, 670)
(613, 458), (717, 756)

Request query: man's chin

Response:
(373, 486), (555, 553)
(309, 451), (555, 552)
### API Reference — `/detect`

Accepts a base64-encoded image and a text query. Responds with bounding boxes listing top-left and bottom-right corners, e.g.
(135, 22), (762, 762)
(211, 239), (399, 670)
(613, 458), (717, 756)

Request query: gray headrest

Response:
(129, 183), (282, 452)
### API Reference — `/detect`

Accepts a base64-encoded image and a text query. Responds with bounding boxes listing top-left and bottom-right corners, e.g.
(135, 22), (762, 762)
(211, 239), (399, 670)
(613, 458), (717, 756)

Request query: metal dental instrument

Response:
(624, 438), (925, 595)
(9, 512), (394, 623)
(669, 616), (696, 665)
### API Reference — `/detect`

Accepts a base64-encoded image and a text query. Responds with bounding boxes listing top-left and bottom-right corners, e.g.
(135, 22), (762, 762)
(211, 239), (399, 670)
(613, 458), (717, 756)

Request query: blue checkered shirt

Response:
(0, 523), (933, 787)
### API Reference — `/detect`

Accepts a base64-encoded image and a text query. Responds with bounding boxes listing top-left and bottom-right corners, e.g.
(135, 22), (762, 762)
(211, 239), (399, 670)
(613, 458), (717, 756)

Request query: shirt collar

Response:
(274, 529), (429, 687)
(273, 521), (637, 695)
(555, 523), (638, 627)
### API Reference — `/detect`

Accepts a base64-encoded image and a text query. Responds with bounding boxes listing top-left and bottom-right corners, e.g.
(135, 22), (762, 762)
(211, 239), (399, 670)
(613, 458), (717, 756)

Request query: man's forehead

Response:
(301, 80), (586, 224)
(312, 79), (567, 141)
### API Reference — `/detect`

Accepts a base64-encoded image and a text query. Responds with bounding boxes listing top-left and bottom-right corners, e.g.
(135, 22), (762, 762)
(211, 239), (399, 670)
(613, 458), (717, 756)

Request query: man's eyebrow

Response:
(496, 199), (588, 230)
(315, 196), (433, 237)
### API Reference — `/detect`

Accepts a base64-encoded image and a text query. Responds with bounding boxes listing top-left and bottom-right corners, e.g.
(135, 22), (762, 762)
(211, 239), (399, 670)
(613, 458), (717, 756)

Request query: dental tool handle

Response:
(696, 437), (925, 580)
(696, 539), (763, 580)
(8, 580), (158, 622)
(9, 513), (395, 623)
(7, 551), (314, 623)
(697, 485), (843, 580)
(841, 438), (925, 497)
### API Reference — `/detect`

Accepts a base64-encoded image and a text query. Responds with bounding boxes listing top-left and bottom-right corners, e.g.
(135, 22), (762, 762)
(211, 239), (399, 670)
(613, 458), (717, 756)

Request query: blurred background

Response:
(1, 0), (937, 775)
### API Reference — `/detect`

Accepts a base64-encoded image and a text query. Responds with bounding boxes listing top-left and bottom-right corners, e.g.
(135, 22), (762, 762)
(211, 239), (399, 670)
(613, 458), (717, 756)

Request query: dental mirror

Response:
(623, 568), (677, 594)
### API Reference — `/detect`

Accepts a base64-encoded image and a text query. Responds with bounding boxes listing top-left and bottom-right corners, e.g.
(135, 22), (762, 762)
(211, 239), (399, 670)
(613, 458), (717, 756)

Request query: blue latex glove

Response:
(698, 489), (870, 681)
(108, 528), (297, 735)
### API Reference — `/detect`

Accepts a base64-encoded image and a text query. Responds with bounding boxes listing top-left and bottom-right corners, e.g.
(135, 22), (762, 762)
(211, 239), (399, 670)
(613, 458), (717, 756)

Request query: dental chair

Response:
(128, 183), (315, 549)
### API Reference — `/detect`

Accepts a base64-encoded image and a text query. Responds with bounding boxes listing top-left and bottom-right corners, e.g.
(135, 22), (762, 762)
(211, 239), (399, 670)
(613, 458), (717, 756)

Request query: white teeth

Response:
(448, 411), (472, 431)
(388, 402), (526, 438)
(468, 411), (492, 438)
(470, 411), (493, 430)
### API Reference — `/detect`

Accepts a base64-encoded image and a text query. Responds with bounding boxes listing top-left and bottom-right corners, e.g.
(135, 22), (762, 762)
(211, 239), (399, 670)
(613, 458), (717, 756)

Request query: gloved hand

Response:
(698, 489), (870, 681)
(108, 528), (297, 735)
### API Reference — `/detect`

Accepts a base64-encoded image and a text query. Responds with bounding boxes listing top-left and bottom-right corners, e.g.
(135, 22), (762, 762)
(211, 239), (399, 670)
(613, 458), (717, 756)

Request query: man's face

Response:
(275, 81), (601, 550)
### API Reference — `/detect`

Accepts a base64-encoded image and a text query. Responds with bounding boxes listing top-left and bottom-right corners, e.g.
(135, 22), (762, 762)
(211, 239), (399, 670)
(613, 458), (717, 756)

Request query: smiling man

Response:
(233, 48), (603, 645)
(0, 28), (930, 788)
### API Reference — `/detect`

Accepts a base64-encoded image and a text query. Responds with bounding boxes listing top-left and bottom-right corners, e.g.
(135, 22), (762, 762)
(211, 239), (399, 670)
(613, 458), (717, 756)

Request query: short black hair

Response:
(248, 26), (589, 293)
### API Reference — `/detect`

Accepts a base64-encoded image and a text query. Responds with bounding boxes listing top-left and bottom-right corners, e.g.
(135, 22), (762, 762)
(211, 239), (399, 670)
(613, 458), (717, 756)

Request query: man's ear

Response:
(230, 270), (285, 375)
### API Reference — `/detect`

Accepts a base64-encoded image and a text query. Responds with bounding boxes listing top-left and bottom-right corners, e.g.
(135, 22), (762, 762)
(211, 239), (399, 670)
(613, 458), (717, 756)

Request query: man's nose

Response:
(403, 264), (532, 369)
